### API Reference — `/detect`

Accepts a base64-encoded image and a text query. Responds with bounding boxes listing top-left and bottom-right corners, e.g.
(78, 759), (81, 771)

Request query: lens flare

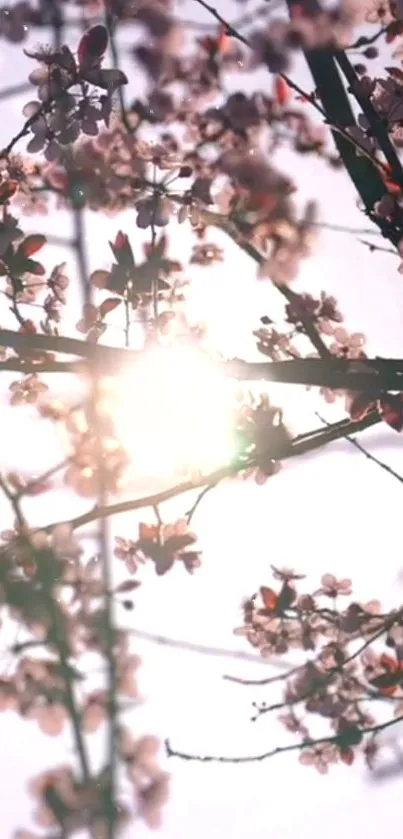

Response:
(101, 346), (238, 480)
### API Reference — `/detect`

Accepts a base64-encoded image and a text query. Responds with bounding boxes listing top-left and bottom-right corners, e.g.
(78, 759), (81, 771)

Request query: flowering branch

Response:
(0, 477), (92, 786)
(40, 411), (378, 533)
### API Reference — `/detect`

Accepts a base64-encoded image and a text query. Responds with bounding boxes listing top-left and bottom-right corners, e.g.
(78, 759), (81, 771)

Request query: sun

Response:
(101, 345), (239, 481)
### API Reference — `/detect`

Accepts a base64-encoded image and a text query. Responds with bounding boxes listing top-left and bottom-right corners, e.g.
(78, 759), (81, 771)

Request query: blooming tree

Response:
(2, 0), (403, 835)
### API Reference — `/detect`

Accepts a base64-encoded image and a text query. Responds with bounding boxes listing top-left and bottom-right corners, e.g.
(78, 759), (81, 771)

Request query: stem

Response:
(165, 715), (403, 764)
(0, 479), (91, 783)
(315, 412), (403, 486)
(42, 411), (379, 533)
(73, 205), (117, 837)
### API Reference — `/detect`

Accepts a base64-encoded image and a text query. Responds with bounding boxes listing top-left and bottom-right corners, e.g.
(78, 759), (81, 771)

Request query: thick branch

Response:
(2, 330), (403, 391)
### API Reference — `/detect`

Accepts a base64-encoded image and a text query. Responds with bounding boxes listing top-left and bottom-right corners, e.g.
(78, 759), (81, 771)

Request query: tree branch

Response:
(42, 412), (379, 532)
(315, 412), (403, 486)
(2, 329), (403, 392)
(0, 478), (91, 783)
(165, 715), (403, 764)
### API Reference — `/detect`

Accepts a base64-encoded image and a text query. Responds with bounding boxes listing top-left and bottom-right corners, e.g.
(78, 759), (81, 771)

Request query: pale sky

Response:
(1, 2), (403, 838)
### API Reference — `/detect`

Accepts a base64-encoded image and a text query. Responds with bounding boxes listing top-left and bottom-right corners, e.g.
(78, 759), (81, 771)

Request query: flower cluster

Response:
(234, 567), (403, 771)
(0, 519), (169, 833)
(23, 25), (127, 160)
(235, 393), (293, 484)
(63, 411), (129, 498)
(115, 519), (201, 577)
(90, 230), (177, 309)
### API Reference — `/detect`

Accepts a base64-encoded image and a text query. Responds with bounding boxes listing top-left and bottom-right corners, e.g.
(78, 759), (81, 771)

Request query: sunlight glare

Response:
(102, 346), (238, 480)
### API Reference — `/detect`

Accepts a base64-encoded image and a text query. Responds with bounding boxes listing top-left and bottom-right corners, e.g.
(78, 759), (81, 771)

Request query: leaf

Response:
(260, 586), (278, 611)
(348, 391), (376, 421)
(0, 180), (18, 204)
(114, 231), (129, 251)
(55, 45), (76, 73)
(218, 27), (230, 53)
(18, 234), (46, 257)
(337, 725), (363, 747)
(380, 394), (403, 432)
(340, 748), (355, 765)
(139, 523), (158, 541)
(78, 25), (108, 69)
(23, 258), (46, 276)
(115, 580), (141, 594)
(99, 297), (121, 317)
(370, 654), (403, 696)
(277, 581), (296, 611)
(91, 269), (110, 288)
(274, 75), (290, 106)
(178, 165), (193, 178)
(379, 653), (399, 672)
(109, 231), (134, 267)
(199, 27), (229, 57)
(386, 66), (403, 82)
(93, 68), (128, 91)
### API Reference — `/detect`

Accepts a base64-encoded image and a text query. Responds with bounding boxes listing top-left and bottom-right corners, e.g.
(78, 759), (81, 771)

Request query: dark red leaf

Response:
(99, 297), (121, 318)
(380, 394), (403, 432)
(348, 391), (376, 421)
(260, 586), (278, 611)
(370, 673), (399, 695)
(379, 653), (399, 672)
(369, 654), (403, 696)
(78, 25), (108, 69)
(18, 234), (46, 257)
(340, 748), (354, 765)
(217, 27), (229, 53)
(178, 165), (193, 178)
(274, 75), (290, 106)
(115, 231), (128, 250)
(109, 231), (134, 267)
(386, 66), (403, 82)
(0, 180), (18, 203)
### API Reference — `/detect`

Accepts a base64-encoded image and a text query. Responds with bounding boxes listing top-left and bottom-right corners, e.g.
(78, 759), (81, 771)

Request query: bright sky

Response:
(1, 2), (403, 838)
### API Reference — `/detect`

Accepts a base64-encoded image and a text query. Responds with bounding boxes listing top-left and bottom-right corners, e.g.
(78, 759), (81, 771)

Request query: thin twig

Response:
(316, 412), (403, 486)
(223, 662), (302, 687)
(186, 482), (218, 524)
(165, 714), (403, 763)
(15, 457), (71, 499)
(358, 238), (397, 254)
